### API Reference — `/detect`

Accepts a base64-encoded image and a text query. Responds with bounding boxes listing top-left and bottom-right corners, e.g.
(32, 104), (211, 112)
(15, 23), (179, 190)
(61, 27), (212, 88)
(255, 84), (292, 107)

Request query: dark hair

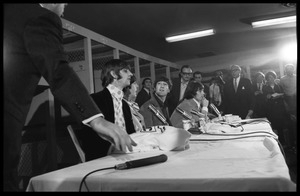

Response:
(179, 65), (192, 78)
(180, 65), (192, 73)
(154, 76), (172, 90)
(265, 71), (277, 80)
(211, 76), (218, 83)
(183, 81), (204, 100)
(101, 59), (131, 87)
(142, 77), (151, 86)
(193, 71), (202, 78)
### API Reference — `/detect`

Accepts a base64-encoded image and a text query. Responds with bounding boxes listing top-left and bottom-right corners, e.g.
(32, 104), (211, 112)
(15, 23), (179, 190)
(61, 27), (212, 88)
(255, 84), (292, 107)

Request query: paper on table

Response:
(111, 126), (191, 154)
(156, 126), (191, 151)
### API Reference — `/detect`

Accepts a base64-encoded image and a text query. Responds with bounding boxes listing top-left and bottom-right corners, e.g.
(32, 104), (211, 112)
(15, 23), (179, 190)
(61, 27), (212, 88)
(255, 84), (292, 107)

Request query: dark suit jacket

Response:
(252, 82), (267, 118)
(79, 88), (135, 161)
(135, 88), (151, 107)
(4, 4), (102, 190)
(167, 78), (192, 115)
(223, 77), (254, 119)
(170, 99), (201, 129)
(4, 4), (101, 126)
(140, 94), (171, 128)
(262, 84), (287, 130)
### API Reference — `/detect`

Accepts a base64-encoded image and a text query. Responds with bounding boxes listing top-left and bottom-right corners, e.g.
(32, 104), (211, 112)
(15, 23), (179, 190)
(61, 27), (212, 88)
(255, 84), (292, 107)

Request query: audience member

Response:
(3, 4), (135, 191)
(135, 77), (152, 107)
(279, 64), (297, 149)
(167, 65), (193, 115)
(78, 59), (136, 161)
(263, 71), (289, 146)
(170, 81), (209, 128)
(252, 71), (267, 118)
(223, 65), (254, 119)
(212, 70), (226, 113)
(193, 71), (210, 97)
(140, 76), (172, 127)
(209, 77), (222, 109)
(123, 75), (146, 132)
(279, 64), (297, 118)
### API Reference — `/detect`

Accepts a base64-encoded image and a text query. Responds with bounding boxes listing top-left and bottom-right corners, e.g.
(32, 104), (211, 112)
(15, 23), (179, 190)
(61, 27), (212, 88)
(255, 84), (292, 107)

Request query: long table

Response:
(26, 122), (296, 191)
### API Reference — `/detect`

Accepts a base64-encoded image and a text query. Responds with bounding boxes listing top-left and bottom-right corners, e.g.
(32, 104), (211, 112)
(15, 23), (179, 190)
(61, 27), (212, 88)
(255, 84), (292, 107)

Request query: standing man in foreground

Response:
(4, 4), (136, 191)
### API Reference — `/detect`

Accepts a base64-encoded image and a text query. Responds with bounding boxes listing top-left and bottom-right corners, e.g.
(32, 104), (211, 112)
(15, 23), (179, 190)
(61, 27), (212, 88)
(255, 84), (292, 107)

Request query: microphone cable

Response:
(79, 166), (114, 192)
(78, 154), (168, 192)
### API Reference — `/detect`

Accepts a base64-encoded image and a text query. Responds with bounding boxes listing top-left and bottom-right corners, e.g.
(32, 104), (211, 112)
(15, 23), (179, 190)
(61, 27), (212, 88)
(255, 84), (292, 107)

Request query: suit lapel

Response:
(102, 88), (115, 122)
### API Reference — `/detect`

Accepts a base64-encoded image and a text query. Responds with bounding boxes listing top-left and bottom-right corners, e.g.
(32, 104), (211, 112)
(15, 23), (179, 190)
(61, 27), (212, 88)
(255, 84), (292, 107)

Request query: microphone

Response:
(115, 154), (168, 170)
(190, 109), (205, 118)
(176, 107), (193, 120)
(148, 104), (169, 125)
(209, 103), (221, 117)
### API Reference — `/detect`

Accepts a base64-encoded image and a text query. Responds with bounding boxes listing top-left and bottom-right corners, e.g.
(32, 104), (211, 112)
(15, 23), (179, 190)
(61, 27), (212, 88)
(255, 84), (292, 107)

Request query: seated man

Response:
(123, 75), (146, 132)
(78, 59), (136, 161)
(170, 81), (209, 129)
(140, 76), (172, 128)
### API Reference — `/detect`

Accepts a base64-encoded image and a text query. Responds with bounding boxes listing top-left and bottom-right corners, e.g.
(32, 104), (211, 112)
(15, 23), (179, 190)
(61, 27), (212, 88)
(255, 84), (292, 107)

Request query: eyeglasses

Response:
(181, 72), (193, 76)
(231, 69), (240, 72)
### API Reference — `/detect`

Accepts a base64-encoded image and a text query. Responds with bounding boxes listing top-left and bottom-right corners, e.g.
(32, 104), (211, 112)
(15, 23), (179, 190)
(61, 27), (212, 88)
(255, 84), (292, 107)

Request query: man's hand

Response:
(201, 97), (209, 107)
(245, 110), (253, 119)
(89, 117), (137, 152)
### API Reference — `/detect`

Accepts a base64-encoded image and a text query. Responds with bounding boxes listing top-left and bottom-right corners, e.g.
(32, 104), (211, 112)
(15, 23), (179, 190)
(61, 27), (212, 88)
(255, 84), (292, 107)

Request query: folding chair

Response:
(67, 125), (86, 163)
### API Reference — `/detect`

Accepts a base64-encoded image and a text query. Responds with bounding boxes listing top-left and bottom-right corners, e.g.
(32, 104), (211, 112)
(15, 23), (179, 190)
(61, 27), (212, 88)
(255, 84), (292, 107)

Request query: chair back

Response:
(67, 125), (86, 163)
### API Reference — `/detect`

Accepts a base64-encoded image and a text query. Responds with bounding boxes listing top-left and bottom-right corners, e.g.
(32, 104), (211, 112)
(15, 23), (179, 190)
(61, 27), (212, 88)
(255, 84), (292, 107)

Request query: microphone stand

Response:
(209, 103), (223, 121)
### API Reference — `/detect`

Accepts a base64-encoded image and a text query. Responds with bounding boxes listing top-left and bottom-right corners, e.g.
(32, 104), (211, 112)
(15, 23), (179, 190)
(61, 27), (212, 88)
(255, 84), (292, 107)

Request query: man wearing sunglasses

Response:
(167, 65), (193, 115)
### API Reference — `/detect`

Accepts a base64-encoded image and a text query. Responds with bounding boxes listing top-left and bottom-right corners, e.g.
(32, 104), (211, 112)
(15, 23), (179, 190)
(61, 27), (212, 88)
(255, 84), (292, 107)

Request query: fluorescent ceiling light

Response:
(166, 29), (215, 43)
(252, 15), (296, 28)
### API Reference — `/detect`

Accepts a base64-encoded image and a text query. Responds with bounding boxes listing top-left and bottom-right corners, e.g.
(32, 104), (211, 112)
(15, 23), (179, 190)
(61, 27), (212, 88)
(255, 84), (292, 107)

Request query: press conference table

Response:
(26, 122), (296, 192)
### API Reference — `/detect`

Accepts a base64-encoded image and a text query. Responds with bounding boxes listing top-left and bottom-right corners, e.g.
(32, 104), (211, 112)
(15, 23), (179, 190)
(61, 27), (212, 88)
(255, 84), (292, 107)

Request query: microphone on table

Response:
(209, 103), (221, 117)
(176, 107), (193, 120)
(190, 109), (206, 118)
(115, 154), (168, 170)
(148, 104), (169, 125)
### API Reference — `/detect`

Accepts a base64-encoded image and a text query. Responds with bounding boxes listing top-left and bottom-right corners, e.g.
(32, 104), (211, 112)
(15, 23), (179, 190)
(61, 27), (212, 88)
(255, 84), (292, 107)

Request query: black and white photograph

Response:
(3, 3), (296, 192)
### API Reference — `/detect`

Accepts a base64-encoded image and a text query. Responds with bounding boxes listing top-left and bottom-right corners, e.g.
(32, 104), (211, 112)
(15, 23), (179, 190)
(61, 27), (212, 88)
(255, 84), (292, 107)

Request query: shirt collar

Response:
(192, 98), (201, 109)
(234, 76), (240, 83)
(107, 84), (124, 100)
(144, 88), (150, 94)
(181, 78), (189, 85)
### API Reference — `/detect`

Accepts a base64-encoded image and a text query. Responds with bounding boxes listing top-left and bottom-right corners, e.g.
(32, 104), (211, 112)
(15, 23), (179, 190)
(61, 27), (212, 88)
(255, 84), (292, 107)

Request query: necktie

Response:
(259, 83), (262, 91)
(110, 89), (126, 131)
(234, 78), (237, 92)
(114, 98), (126, 131)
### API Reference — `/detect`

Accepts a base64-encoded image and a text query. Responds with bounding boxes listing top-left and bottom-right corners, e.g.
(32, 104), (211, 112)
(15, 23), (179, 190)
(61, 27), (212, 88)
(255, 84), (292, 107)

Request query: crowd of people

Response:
(135, 63), (296, 153)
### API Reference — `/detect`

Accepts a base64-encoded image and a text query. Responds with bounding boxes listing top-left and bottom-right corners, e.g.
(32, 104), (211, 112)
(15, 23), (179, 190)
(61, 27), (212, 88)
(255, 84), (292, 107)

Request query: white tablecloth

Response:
(26, 122), (296, 192)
